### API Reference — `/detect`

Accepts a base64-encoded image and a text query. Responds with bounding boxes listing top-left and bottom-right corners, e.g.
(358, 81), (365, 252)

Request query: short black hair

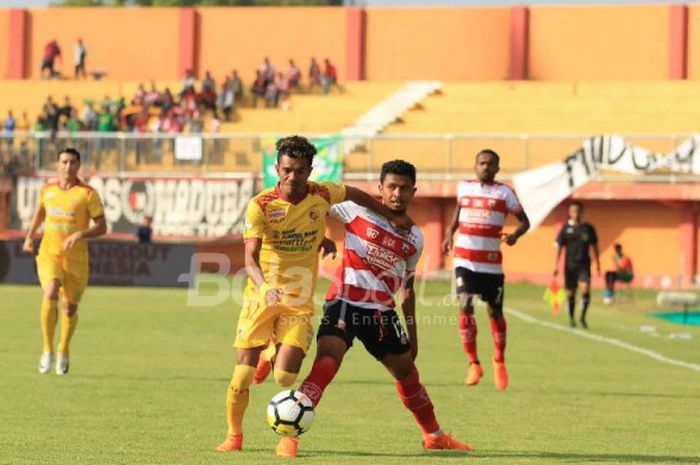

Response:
(58, 147), (81, 161)
(614, 243), (623, 252)
(380, 159), (416, 185)
(276, 135), (316, 166)
(569, 200), (583, 210)
(476, 149), (500, 164)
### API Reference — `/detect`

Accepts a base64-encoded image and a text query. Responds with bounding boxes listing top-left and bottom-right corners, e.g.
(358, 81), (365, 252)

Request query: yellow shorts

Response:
(233, 288), (315, 353)
(36, 254), (88, 305)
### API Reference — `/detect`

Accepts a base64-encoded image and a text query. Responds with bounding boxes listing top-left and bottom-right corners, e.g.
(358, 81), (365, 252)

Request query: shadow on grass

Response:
(482, 450), (700, 463)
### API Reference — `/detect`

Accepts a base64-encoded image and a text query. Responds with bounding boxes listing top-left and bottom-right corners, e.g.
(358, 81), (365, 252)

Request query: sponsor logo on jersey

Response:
(268, 209), (286, 219)
(366, 227), (379, 239)
(382, 236), (396, 248)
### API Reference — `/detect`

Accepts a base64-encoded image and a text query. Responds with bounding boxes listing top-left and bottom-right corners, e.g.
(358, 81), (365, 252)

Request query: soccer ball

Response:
(267, 390), (315, 437)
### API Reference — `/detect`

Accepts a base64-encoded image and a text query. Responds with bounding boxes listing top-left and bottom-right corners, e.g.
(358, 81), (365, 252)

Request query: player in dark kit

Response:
(553, 201), (600, 329)
(274, 160), (474, 457)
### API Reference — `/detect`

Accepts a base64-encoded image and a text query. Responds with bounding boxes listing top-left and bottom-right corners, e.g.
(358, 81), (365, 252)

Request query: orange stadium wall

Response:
(26, 8), (180, 80)
(0, 9), (9, 79)
(364, 7), (511, 81)
(196, 7), (347, 84)
(529, 4), (670, 80)
(686, 4), (700, 79)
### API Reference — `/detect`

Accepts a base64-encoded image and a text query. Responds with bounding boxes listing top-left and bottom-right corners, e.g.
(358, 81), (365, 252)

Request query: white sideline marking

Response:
(506, 308), (700, 373)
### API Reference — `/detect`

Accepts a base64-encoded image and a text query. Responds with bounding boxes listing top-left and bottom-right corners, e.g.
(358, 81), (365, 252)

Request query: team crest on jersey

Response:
(366, 227), (379, 239)
(488, 199), (497, 209)
(309, 207), (320, 221)
(487, 252), (499, 262)
(46, 191), (56, 199)
(582, 233), (589, 241)
(382, 236), (396, 248)
(473, 199), (484, 208)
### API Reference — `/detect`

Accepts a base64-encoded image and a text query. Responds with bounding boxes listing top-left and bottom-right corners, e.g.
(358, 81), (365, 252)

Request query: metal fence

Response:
(1, 131), (698, 182)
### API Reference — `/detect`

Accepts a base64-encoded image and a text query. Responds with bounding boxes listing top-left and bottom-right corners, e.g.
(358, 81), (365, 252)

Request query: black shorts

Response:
(455, 267), (504, 312)
(318, 300), (411, 361)
(565, 264), (591, 290)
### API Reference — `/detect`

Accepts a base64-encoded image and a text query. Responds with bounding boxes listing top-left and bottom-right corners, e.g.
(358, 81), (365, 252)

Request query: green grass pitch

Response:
(1, 281), (699, 465)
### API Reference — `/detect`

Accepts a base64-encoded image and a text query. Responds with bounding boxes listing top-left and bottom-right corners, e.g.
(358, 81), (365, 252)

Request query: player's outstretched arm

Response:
(244, 238), (282, 307)
(441, 205), (459, 254)
(344, 186), (413, 232)
(401, 274), (418, 360)
(23, 204), (46, 254)
(63, 216), (107, 251)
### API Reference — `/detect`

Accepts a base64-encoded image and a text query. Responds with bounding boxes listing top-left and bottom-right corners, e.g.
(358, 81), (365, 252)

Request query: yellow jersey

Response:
(243, 181), (346, 301)
(39, 180), (105, 262)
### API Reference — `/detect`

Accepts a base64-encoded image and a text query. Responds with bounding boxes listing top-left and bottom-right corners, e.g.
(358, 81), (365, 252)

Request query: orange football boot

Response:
(215, 433), (243, 452)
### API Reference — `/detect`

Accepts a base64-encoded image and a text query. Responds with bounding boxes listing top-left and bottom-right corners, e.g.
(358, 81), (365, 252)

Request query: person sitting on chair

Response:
(603, 243), (633, 304)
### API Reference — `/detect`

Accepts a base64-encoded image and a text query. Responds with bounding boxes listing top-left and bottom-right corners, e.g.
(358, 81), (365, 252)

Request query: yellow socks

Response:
(57, 312), (79, 356)
(226, 364), (256, 435)
(40, 298), (58, 353)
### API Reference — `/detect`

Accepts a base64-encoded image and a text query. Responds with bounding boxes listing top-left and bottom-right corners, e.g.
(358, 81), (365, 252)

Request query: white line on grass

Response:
(506, 308), (700, 373)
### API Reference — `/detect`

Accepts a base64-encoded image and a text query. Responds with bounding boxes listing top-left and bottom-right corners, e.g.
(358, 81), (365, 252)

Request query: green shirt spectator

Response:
(98, 112), (114, 132)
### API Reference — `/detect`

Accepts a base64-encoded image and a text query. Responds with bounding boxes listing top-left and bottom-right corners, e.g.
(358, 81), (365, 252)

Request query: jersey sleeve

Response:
(504, 186), (523, 214)
(329, 201), (355, 224)
(405, 231), (424, 273)
(87, 189), (105, 219)
(321, 181), (347, 205)
(243, 200), (265, 241)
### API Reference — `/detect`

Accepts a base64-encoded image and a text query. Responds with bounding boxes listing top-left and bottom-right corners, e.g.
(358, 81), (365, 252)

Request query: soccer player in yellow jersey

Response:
(23, 148), (106, 375)
(216, 135), (412, 454)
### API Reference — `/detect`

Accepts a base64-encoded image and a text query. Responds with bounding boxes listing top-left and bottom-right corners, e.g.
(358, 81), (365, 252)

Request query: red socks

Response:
(459, 312), (479, 363)
(489, 315), (507, 363)
(299, 356), (340, 406)
(396, 367), (440, 435)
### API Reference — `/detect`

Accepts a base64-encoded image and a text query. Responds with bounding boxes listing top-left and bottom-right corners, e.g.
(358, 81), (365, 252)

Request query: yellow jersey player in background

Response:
(216, 135), (412, 456)
(23, 148), (106, 375)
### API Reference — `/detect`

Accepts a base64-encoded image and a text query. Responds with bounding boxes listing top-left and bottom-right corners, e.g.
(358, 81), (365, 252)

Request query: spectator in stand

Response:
(251, 70), (266, 108)
(200, 71), (218, 117)
(287, 59), (302, 91)
(97, 105), (114, 132)
(220, 76), (234, 121)
(322, 58), (340, 95)
(275, 72), (290, 110)
(35, 111), (49, 131)
(161, 88), (174, 113)
(17, 112), (31, 132)
(4, 111), (16, 148)
(134, 84), (147, 105)
(230, 70), (243, 104)
(181, 69), (196, 98)
(144, 82), (161, 107)
(261, 57), (276, 89)
(41, 40), (62, 80)
(59, 96), (74, 120)
(74, 38), (87, 80)
(83, 103), (99, 131)
(65, 109), (82, 132)
(264, 77), (278, 108)
(43, 96), (60, 133)
(308, 57), (322, 92)
(202, 71), (216, 91)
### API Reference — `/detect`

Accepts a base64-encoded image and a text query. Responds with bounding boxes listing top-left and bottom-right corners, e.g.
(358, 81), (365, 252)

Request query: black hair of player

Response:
(58, 147), (81, 162)
(276, 135), (316, 167)
(476, 149), (500, 164)
(569, 200), (583, 211)
(380, 159), (416, 185)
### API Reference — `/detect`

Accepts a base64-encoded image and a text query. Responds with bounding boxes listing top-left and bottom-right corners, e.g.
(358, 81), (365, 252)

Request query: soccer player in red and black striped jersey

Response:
(442, 149), (530, 389)
(275, 160), (474, 457)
